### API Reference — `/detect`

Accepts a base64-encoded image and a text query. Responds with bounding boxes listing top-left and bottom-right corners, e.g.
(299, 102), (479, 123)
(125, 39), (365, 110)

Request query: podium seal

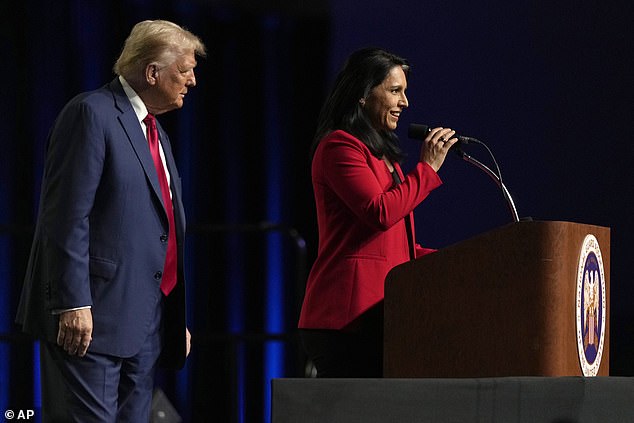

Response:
(575, 234), (606, 376)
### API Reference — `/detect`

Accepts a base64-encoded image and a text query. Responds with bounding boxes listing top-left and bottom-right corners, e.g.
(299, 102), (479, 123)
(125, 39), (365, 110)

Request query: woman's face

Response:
(364, 65), (409, 132)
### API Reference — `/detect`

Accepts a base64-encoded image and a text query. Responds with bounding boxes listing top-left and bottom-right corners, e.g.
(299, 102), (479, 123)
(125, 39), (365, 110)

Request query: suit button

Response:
(160, 234), (168, 242)
(154, 271), (162, 280)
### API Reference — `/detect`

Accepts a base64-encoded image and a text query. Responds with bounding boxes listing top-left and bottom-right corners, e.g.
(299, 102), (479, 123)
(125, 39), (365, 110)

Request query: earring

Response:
(359, 98), (366, 106)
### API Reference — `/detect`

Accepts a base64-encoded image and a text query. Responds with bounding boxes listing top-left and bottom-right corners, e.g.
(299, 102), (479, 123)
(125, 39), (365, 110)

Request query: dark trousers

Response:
(40, 302), (163, 422)
(300, 304), (383, 378)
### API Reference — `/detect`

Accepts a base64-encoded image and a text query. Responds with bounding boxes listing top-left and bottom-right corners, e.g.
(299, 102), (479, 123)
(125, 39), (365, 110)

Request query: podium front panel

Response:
(384, 221), (610, 377)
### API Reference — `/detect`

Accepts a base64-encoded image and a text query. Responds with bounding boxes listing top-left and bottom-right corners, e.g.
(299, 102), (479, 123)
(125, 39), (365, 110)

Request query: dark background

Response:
(1, 1), (632, 422)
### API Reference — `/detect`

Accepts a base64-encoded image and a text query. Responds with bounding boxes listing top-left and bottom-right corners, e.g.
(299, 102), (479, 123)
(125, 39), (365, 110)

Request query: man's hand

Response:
(186, 327), (191, 357)
(57, 309), (93, 357)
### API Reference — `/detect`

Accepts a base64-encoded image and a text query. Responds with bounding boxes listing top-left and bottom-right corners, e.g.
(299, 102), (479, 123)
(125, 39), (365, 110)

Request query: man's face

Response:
(146, 50), (198, 115)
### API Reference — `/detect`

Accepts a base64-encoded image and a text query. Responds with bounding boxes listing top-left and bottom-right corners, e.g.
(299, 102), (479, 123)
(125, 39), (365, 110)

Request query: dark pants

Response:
(300, 304), (383, 378)
(40, 302), (163, 422)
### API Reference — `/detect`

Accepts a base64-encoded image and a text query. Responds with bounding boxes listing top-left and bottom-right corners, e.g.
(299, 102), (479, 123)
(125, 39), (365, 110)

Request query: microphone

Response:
(408, 123), (520, 222)
(407, 123), (481, 145)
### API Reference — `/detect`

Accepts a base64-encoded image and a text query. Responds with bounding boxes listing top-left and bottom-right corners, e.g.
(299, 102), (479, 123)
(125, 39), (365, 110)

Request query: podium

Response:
(384, 220), (610, 378)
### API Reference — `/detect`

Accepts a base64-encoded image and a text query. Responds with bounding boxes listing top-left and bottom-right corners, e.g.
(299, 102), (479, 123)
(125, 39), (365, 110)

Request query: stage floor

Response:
(272, 377), (634, 422)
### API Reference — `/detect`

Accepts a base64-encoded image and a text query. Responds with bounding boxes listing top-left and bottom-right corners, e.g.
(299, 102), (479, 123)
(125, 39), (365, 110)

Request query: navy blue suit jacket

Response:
(17, 78), (188, 369)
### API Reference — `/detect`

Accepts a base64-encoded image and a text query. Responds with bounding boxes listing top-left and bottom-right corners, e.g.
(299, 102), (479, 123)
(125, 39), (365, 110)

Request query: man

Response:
(16, 20), (206, 422)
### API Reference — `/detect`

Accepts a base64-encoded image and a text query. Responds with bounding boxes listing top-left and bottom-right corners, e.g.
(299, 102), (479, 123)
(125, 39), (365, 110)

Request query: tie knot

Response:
(143, 113), (156, 127)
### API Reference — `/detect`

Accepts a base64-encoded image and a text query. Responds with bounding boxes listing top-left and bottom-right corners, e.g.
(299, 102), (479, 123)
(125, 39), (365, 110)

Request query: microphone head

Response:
(408, 123), (430, 139)
(408, 122), (466, 157)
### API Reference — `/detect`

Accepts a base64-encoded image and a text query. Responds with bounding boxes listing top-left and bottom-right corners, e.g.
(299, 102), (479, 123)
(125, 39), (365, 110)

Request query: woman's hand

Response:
(419, 127), (458, 172)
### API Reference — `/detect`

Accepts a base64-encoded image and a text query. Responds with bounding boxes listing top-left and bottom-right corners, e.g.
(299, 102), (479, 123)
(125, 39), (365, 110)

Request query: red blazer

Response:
(299, 130), (442, 330)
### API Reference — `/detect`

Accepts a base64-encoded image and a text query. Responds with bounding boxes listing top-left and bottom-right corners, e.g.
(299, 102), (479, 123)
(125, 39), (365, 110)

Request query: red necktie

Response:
(144, 113), (177, 296)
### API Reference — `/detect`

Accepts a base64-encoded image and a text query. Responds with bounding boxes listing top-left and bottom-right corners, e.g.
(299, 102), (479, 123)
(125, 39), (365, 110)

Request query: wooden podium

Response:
(384, 221), (610, 378)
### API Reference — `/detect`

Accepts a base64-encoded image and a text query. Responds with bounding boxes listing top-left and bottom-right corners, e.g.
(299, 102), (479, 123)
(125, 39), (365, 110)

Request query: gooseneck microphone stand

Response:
(453, 147), (520, 223)
(407, 123), (520, 223)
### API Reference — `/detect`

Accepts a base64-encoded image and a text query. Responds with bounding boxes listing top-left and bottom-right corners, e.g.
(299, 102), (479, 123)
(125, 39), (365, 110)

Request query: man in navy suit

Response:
(16, 20), (206, 422)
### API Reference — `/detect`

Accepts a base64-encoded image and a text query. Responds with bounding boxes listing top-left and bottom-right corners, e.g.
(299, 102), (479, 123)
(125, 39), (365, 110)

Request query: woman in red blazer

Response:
(298, 47), (458, 377)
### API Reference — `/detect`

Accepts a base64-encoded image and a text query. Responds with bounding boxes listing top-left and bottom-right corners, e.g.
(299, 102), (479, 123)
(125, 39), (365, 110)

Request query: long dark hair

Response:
(311, 47), (410, 162)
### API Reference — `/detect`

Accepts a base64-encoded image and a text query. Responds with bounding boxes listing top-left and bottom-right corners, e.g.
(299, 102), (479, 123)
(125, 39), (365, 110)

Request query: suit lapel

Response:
(109, 79), (165, 212)
(394, 162), (416, 258)
(394, 162), (406, 184)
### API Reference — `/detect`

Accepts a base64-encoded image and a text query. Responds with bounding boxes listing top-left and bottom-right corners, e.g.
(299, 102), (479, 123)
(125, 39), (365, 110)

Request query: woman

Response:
(298, 47), (458, 377)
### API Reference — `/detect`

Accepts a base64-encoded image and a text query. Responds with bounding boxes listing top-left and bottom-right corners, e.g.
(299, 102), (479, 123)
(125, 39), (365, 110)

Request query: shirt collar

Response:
(118, 75), (149, 125)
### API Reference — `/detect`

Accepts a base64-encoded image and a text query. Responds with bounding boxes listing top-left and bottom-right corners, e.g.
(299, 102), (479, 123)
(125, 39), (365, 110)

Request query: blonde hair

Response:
(113, 20), (206, 79)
